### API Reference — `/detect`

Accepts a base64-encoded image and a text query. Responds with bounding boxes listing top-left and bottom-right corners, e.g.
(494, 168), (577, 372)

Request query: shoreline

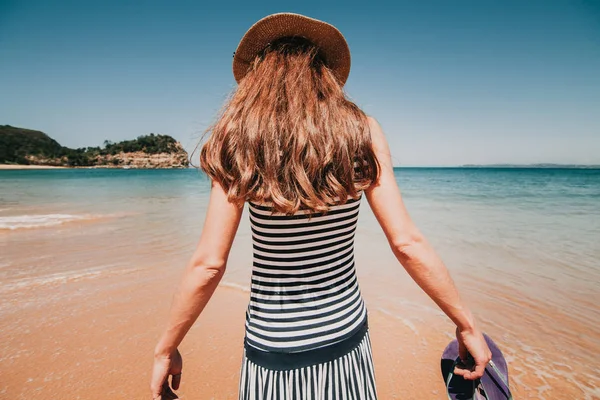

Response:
(3, 164), (598, 171)
(0, 164), (68, 170)
(0, 164), (191, 170)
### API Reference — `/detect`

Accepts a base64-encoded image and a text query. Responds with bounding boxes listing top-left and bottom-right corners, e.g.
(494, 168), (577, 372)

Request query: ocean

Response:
(1, 167), (599, 398)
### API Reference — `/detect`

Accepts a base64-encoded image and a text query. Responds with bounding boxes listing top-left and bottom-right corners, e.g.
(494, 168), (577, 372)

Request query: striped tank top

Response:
(244, 193), (368, 354)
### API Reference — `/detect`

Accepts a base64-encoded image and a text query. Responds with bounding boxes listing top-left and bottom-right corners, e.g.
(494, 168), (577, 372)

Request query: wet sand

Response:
(1, 261), (594, 399)
(0, 269), (456, 399)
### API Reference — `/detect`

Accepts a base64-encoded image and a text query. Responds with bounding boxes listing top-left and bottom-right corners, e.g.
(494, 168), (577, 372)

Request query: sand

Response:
(0, 164), (68, 169)
(1, 262), (591, 400)
(0, 278), (446, 399)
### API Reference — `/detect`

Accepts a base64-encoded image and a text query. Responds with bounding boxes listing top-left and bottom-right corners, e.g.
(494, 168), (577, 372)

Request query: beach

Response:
(0, 164), (68, 170)
(1, 168), (599, 399)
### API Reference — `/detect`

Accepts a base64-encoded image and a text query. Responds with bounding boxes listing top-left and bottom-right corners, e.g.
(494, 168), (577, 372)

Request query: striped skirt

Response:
(238, 331), (378, 400)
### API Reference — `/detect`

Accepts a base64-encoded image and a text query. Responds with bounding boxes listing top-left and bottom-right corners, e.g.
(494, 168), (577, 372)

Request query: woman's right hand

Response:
(454, 327), (492, 380)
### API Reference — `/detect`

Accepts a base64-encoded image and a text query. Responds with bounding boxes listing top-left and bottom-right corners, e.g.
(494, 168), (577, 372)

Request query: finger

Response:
(470, 362), (486, 380)
(457, 362), (485, 381)
(172, 373), (182, 390)
(453, 365), (468, 377)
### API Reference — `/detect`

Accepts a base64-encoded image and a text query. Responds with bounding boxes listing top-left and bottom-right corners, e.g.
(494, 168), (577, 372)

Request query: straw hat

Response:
(232, 12), (351, 86)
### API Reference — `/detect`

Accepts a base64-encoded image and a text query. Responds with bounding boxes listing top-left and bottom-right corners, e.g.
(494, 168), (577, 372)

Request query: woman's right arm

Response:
(364, 116), (491, 380)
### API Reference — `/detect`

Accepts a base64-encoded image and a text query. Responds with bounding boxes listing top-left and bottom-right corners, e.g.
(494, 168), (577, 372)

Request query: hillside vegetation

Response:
(0, 125), (189, 168)
(0, 126), (64, 164)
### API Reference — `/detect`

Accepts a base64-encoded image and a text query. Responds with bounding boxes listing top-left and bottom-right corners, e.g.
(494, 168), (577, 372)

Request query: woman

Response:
(151, 13), (491, 400)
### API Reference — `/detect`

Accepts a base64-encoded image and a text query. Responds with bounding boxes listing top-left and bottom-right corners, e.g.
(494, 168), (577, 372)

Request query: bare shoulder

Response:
(366, 115), (390, 151)
(366, 115), (383, 135)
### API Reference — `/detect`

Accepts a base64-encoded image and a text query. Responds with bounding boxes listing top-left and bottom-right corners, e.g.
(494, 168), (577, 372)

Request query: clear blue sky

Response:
(1, 0), (599, 166)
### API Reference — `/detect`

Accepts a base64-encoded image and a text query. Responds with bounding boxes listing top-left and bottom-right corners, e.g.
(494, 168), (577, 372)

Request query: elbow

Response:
(189, 257), (227, 282)
(391, 233), (425, 262)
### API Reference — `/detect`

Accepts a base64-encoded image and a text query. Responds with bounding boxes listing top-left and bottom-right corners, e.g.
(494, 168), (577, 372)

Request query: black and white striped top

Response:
(244, 193), (368, 354)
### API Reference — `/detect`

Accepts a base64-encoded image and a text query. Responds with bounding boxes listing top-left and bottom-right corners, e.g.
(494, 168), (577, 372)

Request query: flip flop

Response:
(441, 333), (513, 400)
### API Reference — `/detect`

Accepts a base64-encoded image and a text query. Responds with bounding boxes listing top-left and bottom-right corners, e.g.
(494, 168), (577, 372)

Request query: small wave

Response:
(0, 213), (99, 230)
(219, 281), (251, 293)
(375, 307), (420, 335)
(0, 266), (140, 293)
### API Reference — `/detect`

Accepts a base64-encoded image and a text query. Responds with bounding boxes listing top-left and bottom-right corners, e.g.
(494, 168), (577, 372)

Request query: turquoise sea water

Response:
(1, 167), (599, 398)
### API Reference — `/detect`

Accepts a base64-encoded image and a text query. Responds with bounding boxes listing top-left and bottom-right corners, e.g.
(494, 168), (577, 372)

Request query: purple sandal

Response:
(441, 333), (513, 400)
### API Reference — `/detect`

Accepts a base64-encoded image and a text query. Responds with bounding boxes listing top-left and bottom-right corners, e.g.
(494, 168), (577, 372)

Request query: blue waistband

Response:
(243, 320), (369, 371)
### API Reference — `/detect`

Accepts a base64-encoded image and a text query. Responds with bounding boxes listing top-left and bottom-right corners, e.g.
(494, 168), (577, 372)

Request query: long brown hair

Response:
(199, 37), (379, 214)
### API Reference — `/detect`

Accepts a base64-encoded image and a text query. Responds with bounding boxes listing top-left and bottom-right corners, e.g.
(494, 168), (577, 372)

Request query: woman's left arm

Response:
(150, 180), (243, 399)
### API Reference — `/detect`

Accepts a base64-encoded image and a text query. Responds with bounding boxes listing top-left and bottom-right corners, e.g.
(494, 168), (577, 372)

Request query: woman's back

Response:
(245, 194), (367, 353)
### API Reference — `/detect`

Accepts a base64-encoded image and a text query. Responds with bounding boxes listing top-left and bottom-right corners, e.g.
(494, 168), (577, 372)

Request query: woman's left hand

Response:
(150, 348), (183, 400)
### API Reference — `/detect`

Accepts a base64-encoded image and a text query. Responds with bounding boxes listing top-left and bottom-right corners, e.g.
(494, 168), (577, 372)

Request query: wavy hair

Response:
(199, 37), (379, 214)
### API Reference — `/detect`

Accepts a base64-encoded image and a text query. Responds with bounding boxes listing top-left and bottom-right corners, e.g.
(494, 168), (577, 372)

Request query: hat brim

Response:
(233, 13), (351, 86)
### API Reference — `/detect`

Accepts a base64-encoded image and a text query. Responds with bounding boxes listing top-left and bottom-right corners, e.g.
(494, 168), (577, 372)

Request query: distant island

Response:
(0, 125), (189, 169)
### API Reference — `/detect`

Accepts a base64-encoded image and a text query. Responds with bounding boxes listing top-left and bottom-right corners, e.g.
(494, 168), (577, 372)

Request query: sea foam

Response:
(0, 214), (94, 230)
(0, 266), (140, 293)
